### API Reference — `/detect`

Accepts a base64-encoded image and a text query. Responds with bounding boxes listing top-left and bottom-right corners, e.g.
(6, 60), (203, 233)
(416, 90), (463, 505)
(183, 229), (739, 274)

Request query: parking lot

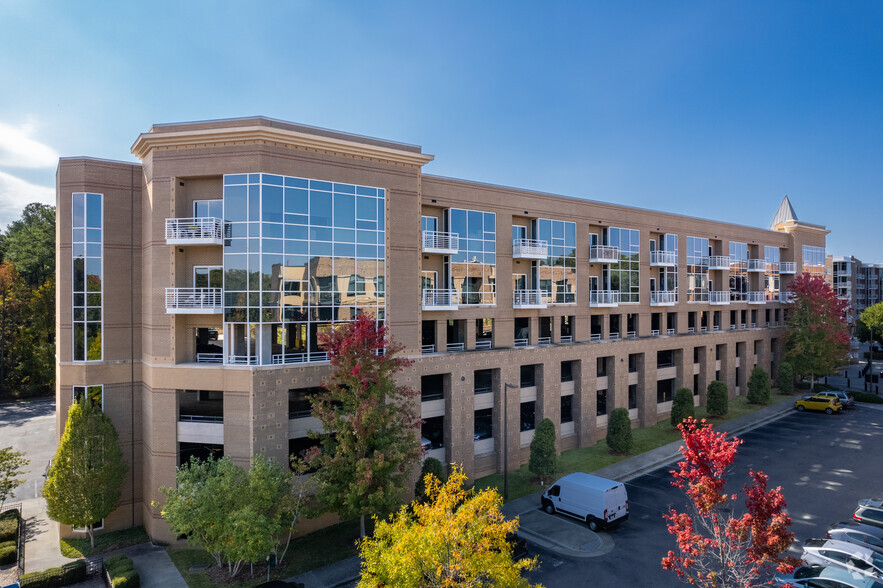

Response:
(520, 404), (883, 586)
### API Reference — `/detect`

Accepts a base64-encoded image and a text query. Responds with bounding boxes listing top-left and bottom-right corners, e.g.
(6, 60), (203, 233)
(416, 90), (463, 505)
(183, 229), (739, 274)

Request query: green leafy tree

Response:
(1, 203), (55, 288)
(746, 367), (771, 405)
(358, 465), (542, 587)
(706, 381), (729, 418)
(0, 447), (29, 509)
(159, 454), (292, 576)
(671, 388), (695, 426)
(309, 315), (422, 538)
(606, 407), (633, 454)
(777, 361), (795, 394)
(528, 418), (558, 485)
(861, 302), (883, 376)
(785, 274), (850, 391)
(415, 458), (446, 502)
(44, 398), (128, 548)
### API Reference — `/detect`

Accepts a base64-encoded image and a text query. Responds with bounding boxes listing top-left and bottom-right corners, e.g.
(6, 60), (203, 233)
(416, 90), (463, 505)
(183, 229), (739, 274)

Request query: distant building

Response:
(56, 117), (828, 542)
(830, 255), (883, 326)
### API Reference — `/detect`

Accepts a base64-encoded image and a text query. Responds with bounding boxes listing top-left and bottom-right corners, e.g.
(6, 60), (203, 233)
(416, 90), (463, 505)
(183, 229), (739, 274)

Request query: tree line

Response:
(0, 202), (56, 399)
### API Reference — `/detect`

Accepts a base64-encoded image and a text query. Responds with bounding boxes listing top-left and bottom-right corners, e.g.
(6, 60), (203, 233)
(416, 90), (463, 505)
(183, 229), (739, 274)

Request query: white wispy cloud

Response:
(0, 170), (54, 231)
(0, 120), (59, 168)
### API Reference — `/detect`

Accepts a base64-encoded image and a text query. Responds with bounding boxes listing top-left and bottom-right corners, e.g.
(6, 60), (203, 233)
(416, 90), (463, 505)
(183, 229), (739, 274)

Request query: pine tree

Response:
(606, 408), (633, 454)
(43, 398), (127, 548)
(746, 367), (771, 405)
(671, 388), (695, 426)
(706, 381), (729, 418)
(528, 418), (558, 485)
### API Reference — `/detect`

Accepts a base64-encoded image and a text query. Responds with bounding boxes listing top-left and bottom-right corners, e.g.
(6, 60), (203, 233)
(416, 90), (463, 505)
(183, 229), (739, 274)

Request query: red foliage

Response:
(662, 418), (798, 587)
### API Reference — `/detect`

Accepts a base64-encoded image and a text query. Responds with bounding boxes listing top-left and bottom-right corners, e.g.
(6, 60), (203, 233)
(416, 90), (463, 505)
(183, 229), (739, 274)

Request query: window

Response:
(194, 199), (223, 219)
(597, 357), (608, 377)
(421, 374), (445, 401)
(520, 365), (536, 388)
(686, 236), (709, 302)
(73, 519), (104, 533)
(474, 369), (493, 395)
(693, 347), (700, 363)
(729, 241), (748, 301)
(596, 389), (607, 416)
(421, 416), (444, 449)
(421, 216), (438, 233)
(560, 396), (573, 423)
(628, 354), (639, 373)
(194, 266), (223, 289)
(73, 385), (103, 409)
(657, 378), (675, 403)
(72, 192), (103, 361)
(628, 384), (638, 410)
(534, 218), (577, 303)
(520, 401), (536, 431)
(803, 245), (826, 276)
(657, 350), (675, 368)
(474, 408), (493, 440)
(561, 361), (574, 382)
(449, 208), (496, 305)
(608, 227), (640, 302)
(289, 387), (322, 419)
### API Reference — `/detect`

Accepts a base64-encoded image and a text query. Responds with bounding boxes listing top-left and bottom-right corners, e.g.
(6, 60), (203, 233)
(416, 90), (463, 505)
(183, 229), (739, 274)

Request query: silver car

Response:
(855, 500), (883, 529)
(803, 538), (883, 580)
(829, 522), (883, 555)
(805, 391), (855, 407)
(775, 565), (883, 588)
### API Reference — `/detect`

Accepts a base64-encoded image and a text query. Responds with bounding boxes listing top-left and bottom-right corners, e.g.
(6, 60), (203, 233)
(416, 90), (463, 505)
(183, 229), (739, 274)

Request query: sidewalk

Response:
(285, 396), (795, 588)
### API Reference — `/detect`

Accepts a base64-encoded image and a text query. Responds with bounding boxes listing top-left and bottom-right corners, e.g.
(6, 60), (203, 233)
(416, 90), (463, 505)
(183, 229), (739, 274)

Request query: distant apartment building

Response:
(56, 117), (828, 541)
(830, 255), (883, 326)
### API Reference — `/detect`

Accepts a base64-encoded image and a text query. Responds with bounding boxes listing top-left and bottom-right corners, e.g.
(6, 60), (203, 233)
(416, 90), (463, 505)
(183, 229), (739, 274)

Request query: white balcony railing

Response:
(667, 328), (675, 335)
(538, 336), (552, 345)
(590, 290), (620, 307)
(709, 291), (730, 305)
(589, 245), (619, 263)
(779, 291), (795, 303)
(649, 250), (678, 267)
(513, 338), (529, 347)
(165, 217), (225, 245)
(779, 261), (797, 274)
(747, 259), (767, 272)
(475, 339), (493, 350)
(650, 290), (678, 306)
(513, 289), (547, 309)
(196, 353), (223, 364)
(422, 289), (459, 310)
(271, 352), (329, 364)
(421, 344), (436, 354)
(747, 291), (766, 304)
(707, 256), (732, 270)
(165, 288), (223, 314)
(446, 343), (465, 352)
(421, 231), (460, 254)
(560, 335), (573, 343)
(512, 238), (548, 259)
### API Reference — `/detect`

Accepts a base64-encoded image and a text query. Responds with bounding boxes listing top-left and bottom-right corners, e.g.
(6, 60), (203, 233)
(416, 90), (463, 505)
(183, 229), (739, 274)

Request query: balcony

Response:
(748, 259), (767, 273)
(707, 256), (732, 270)
(779, 291), (795, 303)
(165, 217), (225, 245)
(590, 290), (620, 307)
(589, 245), (619, 263)
(650, 290), (678, 306)
(165, 288), (223, 314)
(512, 238), (548, 260)
(422, 289), (458, 311)
(513, 289), (547, 309)
(709, 291), (730, 305)
(649, 250), (678, 267)
(779, 261), (797, 274)
(421, 231), (459, 255)
(272, 352), (330, 365)
(747, 291), (766, 304)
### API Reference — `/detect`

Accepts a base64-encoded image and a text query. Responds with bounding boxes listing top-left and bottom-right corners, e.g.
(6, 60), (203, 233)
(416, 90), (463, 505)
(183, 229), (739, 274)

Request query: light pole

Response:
(503, 383), (516, 501)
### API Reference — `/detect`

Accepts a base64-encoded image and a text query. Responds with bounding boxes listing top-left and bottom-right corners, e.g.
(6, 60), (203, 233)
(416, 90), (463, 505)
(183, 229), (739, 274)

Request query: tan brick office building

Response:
(56, 117), (828, 541)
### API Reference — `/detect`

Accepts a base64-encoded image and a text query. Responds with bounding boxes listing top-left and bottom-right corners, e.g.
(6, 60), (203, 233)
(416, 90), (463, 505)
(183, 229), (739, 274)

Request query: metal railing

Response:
(421, 230), (459, 252)
(446, 342), (465, 352)
(626, 331), (636, 338)
(609, 332), (620, 340)
(227, 355), (257, 365)
(779, 291), (795, 303)
(650, 290), (678, 305)
(649, 250), (678, 266)
(422, 289), (458, 308)
(179, 414), (223, 423)
(590, 333), (602, 341)
(688, 327), (695, 333)
(590, 290), (620, 306)
(709, 291), (730, 305)
(514, 338), (529, 347)
(779, 261), (797, 274)
(650, 329), (660, 336)
(538, 336), (552, 345)
(474, 387), (493, 395)
(701, 326), (708, 332)
(512, 238), (548, 258)
(707, 255), (732, 269)
(747, 259), (767, 272)
(196, 353), (223, 363)
(589, 245), (619, 262)
(741, 323), (747, 329)
(422, 344), (436, 354)
(475, 339), (492, 350)
(165, 288), (223, 312)
(713, 325), (721, 331)
(747, 291), (766, 304)
(271, 352), (329, 364)
(560, 335), (573, 343)
(513, 289), (546, 307)
(165, 217), (225, 242)
(667, 328), (675, 335)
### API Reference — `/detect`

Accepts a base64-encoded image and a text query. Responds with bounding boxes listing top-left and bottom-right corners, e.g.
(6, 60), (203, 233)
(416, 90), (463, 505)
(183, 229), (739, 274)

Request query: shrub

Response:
(778, 361), (795, 394)
(671, 388), (695, 426)
(0, 510), (18, 542)
(746, 366), (771, 405)
(106, 554), (140, 588)
(20, 560), (86, 588)
(111, 570), (140, 588)
(706, 380), (729, 417)
(415, 458), (446, 501)
(852, 392), (883, 404)
(528, 418), (558, 485)
(0, 540), (16, 564)
(606, 408), (633, 454)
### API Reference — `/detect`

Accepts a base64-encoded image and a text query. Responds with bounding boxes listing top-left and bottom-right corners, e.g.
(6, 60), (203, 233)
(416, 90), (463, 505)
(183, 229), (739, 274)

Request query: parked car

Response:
(804, 391), (855, 408)
(795, 395), (843, 414)
(855, 500), (883, 529)
(775, 565), (883, 588)
(802, 538), (883, 580)
(828, 522), (883, 555)
(540, 472), (628, 531)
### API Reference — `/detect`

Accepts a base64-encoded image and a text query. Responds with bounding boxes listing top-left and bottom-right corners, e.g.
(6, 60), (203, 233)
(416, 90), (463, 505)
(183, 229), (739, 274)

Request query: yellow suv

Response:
(794, 395), (843, 415)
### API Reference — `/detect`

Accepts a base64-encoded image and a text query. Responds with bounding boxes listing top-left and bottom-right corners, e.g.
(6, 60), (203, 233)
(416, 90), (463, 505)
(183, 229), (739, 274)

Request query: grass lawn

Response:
(59, 526), (150, 558)
(472, 392), (794, 501)
(168, 518), (363, 587)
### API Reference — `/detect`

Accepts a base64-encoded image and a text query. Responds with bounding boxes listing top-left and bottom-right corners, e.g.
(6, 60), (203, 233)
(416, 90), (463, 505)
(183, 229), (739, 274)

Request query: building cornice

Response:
(131, 125), (435, 167)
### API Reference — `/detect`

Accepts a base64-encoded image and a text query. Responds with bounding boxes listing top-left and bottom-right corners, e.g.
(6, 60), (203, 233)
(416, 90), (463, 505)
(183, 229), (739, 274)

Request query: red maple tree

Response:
(662, 418), (798, 587)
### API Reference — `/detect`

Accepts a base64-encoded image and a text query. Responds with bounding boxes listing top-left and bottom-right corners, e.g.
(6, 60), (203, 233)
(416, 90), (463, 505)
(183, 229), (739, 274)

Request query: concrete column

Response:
(498, 364), (521, 474)
(642, 355), (659, 427)
(448, 370), (475, 478)
(576, 356), (598, 447)
(612, 352), (628, 411)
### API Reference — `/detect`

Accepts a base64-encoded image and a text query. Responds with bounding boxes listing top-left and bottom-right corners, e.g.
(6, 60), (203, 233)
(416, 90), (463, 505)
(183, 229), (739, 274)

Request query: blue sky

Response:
(1, 1), (881, 260)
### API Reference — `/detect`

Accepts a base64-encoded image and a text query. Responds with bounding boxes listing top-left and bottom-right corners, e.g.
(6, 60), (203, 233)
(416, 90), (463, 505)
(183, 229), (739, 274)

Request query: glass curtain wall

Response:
(729, 241), (748, 301)
(802, 245), (826, 277)
(764, 246), (781, 300)
(535, 218), (576, 303)
(449, 208), (496, 305)
(222, 174), (385, 365)
(608, 227), (640, 302)
(686, 236), (709, 302)
(72, 192), (103, 361)
(659, 234), (678, 292)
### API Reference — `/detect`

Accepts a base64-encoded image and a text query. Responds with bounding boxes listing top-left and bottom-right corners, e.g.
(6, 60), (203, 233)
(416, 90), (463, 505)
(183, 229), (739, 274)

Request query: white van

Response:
(540, 473), (629, 531)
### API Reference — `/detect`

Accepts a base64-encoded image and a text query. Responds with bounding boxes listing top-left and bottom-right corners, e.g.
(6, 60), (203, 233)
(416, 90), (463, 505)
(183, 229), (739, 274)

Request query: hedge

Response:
(0, 540), (16, 565)
(0, 510), (19, 542)
(19, 560), (87, 588)
(606, 408), (633, 454)
(671, 388), (695, 426)
(707, 380), (729, 417)
(852, 392), (883, 404)
(105, 554), (140, 588)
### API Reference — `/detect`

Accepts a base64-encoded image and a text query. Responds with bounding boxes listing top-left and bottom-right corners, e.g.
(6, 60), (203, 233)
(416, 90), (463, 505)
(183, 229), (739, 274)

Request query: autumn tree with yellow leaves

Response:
(357, 465), (542, 588)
